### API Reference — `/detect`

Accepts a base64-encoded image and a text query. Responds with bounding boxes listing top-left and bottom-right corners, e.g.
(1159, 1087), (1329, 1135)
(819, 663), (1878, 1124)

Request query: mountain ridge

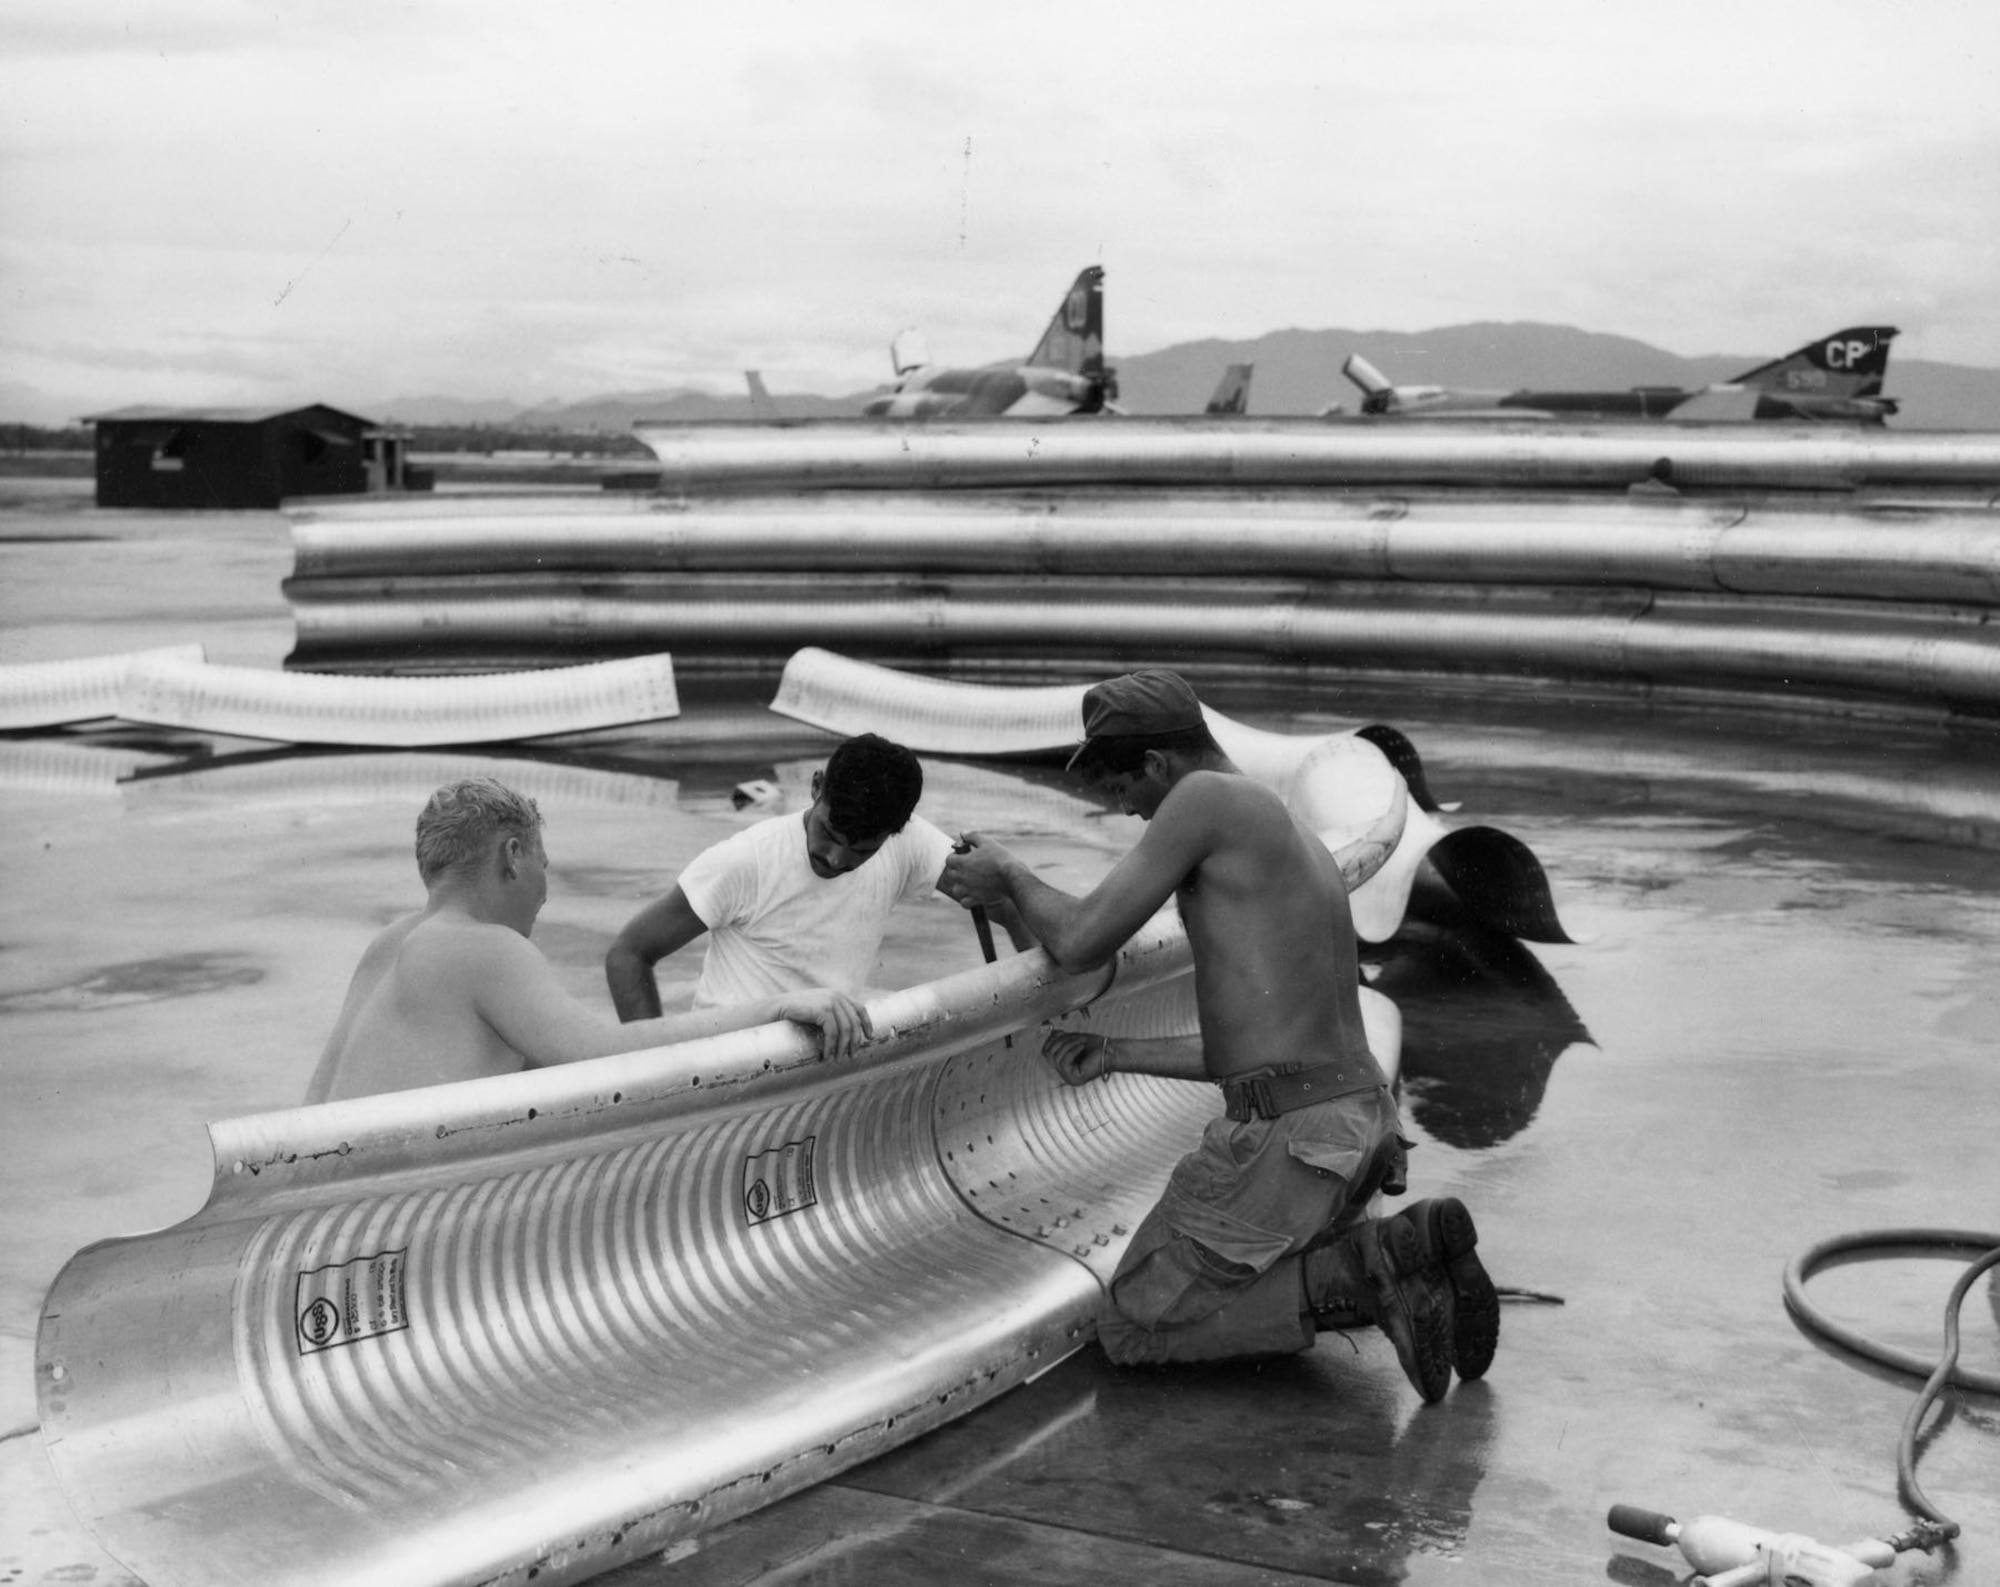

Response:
(384, 322), (2000, 432)
(15, 323), (1998, 431)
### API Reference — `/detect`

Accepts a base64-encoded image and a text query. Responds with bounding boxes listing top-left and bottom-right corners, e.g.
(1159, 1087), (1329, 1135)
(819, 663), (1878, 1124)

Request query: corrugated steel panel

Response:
(115, 652), (680, 745)
(36, 924), (1402, 1587)
(631, 418), (2000, 492)
(0, 643), (205, 729)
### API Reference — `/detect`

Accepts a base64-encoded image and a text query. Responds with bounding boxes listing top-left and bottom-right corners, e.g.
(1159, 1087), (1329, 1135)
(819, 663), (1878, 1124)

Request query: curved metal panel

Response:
(284, 578), (1649, 662)
(769, 643), (1423, 896)
(283, 578), (2000, 714)
(277, 474), (2000, 716)
(37, 915), (1398, 1587)
(37, 932), (1160, 1586)
(1381, 508), (1735, 590)
(764, 646), (1571, 944)
(287, 494), (2000, 604)
(770, 643), (1424, 808)
(1708, 516), (2000, 603)
(632, 418), (2000, 492)
(772, 643), (1087, 753)
(0, 643), (205, 729)
(1281, 598), (1647, 680)
(114, 652), (681, 746)
(1616, 594), (2000, 706)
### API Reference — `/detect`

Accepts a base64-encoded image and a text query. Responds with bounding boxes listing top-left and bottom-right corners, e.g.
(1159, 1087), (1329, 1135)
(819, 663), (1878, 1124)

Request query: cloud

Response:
(4, 0), (2000, 421)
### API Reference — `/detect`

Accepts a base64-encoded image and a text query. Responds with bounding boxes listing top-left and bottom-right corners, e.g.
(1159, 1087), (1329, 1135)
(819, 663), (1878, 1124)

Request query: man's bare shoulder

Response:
(394, 911), (536, 972)
(355, 910), (425, 968)
(1160, 767), (1285, 824)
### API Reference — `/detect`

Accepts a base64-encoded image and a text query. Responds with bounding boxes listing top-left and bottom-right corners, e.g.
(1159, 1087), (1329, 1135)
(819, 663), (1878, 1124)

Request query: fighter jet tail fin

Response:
(1204, 363), (1254, 416)
(1730, 326), (1899, 399)
(1025, 266), (1107, 378)
(744, 371), (779, 420)
(889, 329), (932, 378)
(1343, 353), (1394, 398)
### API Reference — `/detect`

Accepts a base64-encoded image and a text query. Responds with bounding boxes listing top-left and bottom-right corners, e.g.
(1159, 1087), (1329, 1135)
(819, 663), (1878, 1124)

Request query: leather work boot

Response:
(1314, 1216), (1452, 1403)
(1406, 1198), (1501, 1381)
(1301, 1235), (1372, 1332)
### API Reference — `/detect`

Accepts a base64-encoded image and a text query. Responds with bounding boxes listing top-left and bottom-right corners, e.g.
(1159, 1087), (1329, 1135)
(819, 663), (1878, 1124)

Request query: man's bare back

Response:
(936, 671), (1490, 1395)
(1159, 770), (1370, 1080)
(307, 778), (871, 1106)
(939, 761), (1373, 1085)
(308, 908), (587, 1101)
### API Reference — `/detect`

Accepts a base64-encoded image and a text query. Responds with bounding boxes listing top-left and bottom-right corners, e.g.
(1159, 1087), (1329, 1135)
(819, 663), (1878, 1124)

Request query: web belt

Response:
(1219, 1055), (1386, 1122)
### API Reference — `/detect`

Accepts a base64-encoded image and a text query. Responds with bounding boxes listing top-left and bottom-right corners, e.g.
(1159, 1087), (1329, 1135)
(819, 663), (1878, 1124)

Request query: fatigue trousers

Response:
(1096, 1084), (1403, 1366)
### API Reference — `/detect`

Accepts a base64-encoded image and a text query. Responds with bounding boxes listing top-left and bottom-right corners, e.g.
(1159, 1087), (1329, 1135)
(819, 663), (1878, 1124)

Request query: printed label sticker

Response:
(742, 1136), (818, 1225)
(295, 1247), (409, 1356)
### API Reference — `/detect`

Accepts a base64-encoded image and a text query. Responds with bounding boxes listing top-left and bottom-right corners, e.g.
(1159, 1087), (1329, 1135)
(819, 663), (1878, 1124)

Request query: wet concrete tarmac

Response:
(3, 491), (1996, 1585)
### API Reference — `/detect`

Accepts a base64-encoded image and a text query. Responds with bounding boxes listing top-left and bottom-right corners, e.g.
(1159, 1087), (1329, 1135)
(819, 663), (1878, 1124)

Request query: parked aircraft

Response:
(1341, 326), (1899, 423)
(1204, 363), (1254, 416)
(744, 370), (779, 420)
(861, 266), (1117, 419)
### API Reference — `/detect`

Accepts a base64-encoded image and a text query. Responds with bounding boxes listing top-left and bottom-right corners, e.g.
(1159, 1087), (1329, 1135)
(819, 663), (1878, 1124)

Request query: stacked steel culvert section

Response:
(282, 418), (2000, 721)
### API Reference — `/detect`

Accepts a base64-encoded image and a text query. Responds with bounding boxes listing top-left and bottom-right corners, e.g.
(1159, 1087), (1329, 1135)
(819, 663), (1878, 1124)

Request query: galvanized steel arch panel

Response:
(280, 483), (2000, 721)
(1706, 515), (2000, 603)
(114, 651), (681, 745)
(1617, 595), (2000, 705)
(292, 494), (1413, 581)
(1379, 506), (1737, 590)
(282, 576), (2000, 715)
(764, 647), (1554, 946)
(285, 578), (1653, 663)
(288, 494), (1997, 600)
(38, 923), (1401, 1587)
(0, 643), (205, 729)
(632, 418), (2000, 493)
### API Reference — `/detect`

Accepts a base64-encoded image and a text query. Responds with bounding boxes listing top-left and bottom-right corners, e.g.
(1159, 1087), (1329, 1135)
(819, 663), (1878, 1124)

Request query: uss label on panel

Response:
(295, 1247), (410, 1356)
(743, 1136), (818, 1226)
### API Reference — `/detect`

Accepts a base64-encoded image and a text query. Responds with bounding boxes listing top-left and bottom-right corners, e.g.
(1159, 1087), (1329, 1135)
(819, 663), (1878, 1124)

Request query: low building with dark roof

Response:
(85, 404), (406, 509)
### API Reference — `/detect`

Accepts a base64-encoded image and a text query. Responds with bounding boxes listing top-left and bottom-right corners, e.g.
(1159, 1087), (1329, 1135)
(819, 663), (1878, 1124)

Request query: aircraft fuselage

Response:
(1346, 327), (1899, 425)
(1363, 388), (1895, 423)
(862, 362), (1107, 420)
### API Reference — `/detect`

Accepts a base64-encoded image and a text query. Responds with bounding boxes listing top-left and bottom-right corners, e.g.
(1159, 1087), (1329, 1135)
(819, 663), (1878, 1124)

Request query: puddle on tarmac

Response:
(1363, 920), (1594, 1149)
(0, 952), (264, 1013)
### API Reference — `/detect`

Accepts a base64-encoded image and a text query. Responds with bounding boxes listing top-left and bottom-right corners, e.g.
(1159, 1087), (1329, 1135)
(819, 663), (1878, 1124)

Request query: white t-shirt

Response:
(676, 811), (955, 1008)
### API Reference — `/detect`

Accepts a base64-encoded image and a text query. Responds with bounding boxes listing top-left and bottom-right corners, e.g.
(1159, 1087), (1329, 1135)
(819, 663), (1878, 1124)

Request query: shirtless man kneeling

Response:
(938, 669), (1498, 1401)
(306, 778), (869, 1104)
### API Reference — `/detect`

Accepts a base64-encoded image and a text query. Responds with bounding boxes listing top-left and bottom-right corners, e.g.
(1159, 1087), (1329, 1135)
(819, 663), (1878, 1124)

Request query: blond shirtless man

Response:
(306, 778), (869, 1104)
(939, 670), (1497, 1401)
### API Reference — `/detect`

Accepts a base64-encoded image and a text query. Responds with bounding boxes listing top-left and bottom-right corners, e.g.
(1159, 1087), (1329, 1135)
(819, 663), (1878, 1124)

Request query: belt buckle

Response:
(1222, 1071), (1279, 1122)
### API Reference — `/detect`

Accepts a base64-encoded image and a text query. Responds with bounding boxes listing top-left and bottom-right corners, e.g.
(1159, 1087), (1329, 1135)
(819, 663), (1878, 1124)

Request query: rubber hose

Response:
(1783, 1228), (2000, 1533)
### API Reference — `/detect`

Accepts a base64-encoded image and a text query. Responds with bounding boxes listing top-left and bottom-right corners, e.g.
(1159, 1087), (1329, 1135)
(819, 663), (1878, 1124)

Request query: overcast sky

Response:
(4, 1), (1997, 423)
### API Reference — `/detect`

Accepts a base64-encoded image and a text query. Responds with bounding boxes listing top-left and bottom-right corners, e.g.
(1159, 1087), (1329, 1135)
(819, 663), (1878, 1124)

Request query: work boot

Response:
(1341, 1214), (1453, 1403)
(1301, 1235), (1372, 1333)
(1408, 1197), (1501, 1382)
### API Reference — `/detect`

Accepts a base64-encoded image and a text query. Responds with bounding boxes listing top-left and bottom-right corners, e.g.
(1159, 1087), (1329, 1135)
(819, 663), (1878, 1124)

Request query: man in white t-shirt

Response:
(605, 734), (964, 1021)
(308, 777), (871, 1104)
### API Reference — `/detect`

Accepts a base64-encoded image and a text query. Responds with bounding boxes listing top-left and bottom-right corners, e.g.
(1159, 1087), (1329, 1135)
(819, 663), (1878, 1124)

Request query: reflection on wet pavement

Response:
(652, 1347), (1497, 1587)
(1364, 922), (1593, 1149)
(9, 687), (2000, 1587)
(0, 951), (263, 1013)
